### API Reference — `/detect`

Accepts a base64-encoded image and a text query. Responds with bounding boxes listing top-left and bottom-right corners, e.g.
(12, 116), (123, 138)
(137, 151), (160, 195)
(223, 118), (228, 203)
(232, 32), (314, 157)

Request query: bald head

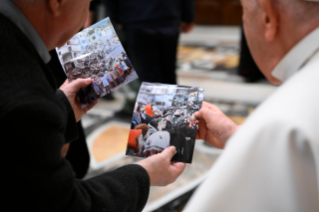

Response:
(272, 0), (319, 23)
(241, 0), (319, 85)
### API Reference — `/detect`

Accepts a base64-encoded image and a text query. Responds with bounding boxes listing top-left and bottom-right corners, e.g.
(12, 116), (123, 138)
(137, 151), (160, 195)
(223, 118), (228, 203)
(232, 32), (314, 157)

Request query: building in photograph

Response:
(172, 88), (189, 107)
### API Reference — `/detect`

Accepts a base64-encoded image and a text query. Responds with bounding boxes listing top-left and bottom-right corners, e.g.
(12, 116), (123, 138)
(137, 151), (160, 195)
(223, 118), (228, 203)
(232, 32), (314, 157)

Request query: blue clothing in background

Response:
(93, 81), (101, 93)
(102, 0), (194, 26)
(101, 75), (109, 87)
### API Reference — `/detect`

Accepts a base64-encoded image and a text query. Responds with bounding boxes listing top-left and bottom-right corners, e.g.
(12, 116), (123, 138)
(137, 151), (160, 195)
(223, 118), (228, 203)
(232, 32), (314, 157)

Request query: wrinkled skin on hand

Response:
(194, 102), (239, 149)
(60, 78), (98, 122)
(138, 146), (186, 186)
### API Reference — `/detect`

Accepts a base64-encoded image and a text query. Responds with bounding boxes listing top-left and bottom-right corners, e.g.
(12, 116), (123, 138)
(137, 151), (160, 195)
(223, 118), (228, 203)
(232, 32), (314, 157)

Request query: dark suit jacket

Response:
(0, 14), (149, 212)
(102, 0), (195, 25)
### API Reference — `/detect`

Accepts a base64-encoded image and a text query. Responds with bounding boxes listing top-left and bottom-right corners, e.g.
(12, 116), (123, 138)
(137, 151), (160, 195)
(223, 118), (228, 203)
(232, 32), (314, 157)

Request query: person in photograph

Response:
(114, 68), (125, 84)
(120, 52), (133, 71)
(175, 118), (197, 159)
(134, 124), (150, 157)
(153, 109), (163, 118)
(118, 56), (130, 78)
(147, 118), (160, 136)
(131, 105), (146, 129)
(172, 108), (184, 126)
(152, 105), (163, 118)
(110, 69), (119, 86)
(135, 123), (151, 141)
(144, 104), (154, 120)
(115, 59), (125, 80)
(163, 112), (174, 130)
(140, 104), (152, 124)
(168, 130), (188, 162)
(143, 131), (171, 157)
(182, 108), (189, 119)
(127, 129), (143, 156)
(100, 74), (111, 95)
(92, 79), (101, 97)
(157, 118), (168, 131)
(105, 70), (116, 89)
(97, 78), (107, 96)
(0, 0), (186, 211)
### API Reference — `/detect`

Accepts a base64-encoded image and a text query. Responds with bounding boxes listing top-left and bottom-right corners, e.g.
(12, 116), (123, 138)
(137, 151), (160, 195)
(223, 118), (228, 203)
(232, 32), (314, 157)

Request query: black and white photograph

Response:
(56, 17), (138, 107)
(126, 82), (205, 163)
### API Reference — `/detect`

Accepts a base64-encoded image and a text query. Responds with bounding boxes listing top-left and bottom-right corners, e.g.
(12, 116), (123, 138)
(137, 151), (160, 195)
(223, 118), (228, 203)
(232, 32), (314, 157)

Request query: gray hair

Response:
(13, 0), (44, 2)
(270, 0), (319, 23)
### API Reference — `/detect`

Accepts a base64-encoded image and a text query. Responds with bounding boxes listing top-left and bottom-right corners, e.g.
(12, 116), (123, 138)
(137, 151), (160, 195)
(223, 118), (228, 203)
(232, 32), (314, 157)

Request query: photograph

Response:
(126, 82), (205, 163)
(56, 17), (138, 107)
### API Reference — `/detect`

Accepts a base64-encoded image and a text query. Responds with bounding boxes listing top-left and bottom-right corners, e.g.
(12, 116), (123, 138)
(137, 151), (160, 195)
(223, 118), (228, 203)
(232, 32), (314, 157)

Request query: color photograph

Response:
(56, 17), (138, 107)
(126, 82), (205, 163)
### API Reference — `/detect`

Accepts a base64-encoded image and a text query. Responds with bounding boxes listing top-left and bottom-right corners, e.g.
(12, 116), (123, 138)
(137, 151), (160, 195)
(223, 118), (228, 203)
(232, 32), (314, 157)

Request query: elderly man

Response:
(0, 0), (185, 211)
(185, 0), (319, 211)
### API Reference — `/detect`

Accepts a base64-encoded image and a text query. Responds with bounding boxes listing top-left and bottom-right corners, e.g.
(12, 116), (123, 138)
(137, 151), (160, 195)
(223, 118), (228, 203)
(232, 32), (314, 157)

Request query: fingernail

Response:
(170, 146), (176, 151)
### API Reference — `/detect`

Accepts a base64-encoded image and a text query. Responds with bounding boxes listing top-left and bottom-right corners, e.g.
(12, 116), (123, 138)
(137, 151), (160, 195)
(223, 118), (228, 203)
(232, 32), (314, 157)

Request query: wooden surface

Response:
(92, 126), (129, 162)
(195, 0), (243, 25)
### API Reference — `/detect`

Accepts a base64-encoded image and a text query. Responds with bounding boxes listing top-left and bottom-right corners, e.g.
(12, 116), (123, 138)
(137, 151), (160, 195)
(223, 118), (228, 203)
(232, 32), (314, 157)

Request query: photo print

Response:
(56, 17), (138, 107)
(126, 82), (205, 163)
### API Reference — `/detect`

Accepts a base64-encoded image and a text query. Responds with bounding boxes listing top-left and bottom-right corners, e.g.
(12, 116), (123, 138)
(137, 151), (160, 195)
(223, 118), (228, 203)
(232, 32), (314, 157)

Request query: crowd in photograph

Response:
(127, 102), (200, 163)
(64, 50), (134, 104)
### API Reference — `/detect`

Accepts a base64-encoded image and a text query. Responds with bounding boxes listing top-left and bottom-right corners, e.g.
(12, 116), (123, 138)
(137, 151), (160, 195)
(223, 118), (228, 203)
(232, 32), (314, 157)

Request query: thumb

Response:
(197, 107), (214, 122)
(172, 162), (186, 175)
(193, 111), (201, 119)
(161, 146), (176, 160)
(69, 78), (93, 92)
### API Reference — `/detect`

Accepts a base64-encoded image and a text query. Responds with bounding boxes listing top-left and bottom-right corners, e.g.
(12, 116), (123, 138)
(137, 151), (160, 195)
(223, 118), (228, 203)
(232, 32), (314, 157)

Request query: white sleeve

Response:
(184, 117), (319, 212)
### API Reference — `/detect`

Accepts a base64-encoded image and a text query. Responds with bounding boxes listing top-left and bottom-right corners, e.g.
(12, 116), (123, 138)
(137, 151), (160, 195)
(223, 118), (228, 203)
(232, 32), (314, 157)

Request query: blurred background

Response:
(66, 1), (278, 211)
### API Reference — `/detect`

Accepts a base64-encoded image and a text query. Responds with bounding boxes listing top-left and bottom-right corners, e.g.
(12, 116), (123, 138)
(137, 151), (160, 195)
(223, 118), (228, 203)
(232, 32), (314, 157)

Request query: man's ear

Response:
(258, 0), (279, 41)
(48, 0), (66, 17)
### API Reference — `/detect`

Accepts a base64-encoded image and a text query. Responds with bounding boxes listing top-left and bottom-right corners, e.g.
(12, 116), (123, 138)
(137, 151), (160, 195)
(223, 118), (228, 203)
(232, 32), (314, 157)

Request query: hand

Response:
(60, 78), (98, 122)
(194, 102), (239, 149)
(138, 146), (186, 186)
(180, 22), (195, 33)
(61, 143), (70, 157)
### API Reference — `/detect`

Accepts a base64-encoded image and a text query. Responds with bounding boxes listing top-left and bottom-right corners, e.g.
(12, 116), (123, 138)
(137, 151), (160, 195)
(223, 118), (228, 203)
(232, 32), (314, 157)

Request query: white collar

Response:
(272, 26), (319, 82)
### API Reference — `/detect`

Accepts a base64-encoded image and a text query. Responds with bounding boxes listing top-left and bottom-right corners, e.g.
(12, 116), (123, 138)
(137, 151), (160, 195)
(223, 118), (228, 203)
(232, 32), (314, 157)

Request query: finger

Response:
(193, 110), (201, 119)
(83, 99), (99, 113)
(68, 78), (93, 92)
(161, 146), (176, 160)
(201, 101), (211, 108)
(172, 162), (186, 175)
(59, 79), (70, 90)
(199, 118), (208, 141)
(198, 107), (215, 123)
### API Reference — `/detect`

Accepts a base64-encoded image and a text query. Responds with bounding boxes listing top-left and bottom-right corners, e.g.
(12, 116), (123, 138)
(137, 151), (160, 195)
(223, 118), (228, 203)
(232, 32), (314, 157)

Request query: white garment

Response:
(185, 27), (319, 212)
(143, 131), (170, 152)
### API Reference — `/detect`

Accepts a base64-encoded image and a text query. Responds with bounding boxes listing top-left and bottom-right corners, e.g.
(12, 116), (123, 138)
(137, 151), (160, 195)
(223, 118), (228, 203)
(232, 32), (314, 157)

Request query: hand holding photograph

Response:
(56, 17), (138, 107)
(126, 82), (205, 163)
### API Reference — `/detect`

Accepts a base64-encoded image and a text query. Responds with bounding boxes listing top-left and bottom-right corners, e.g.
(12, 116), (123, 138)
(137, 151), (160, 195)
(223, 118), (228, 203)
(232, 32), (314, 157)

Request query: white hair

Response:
(272, 0), (319, 23)
(12, 0), (44, 3)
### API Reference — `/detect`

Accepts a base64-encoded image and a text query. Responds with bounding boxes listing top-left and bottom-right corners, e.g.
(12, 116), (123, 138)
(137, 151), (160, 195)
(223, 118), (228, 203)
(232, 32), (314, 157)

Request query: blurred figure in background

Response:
(102, 0), (195, 118)
(102, 0), (195, 84)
